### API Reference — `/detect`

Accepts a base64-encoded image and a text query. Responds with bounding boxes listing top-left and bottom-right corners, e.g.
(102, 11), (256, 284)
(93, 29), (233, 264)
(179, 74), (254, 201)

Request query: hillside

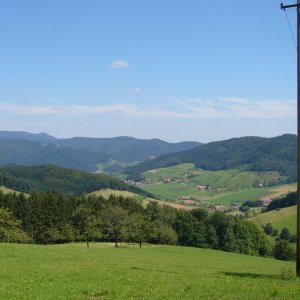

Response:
(0, 139), (100, 172)
(0, 131), (201, 172)
(0, 131), (57, 142)
(126, 134), (297, 182)
(0, 243), (299, 299)
(59, 136), (201, 162)
(249, 205), (297, 235)
(0, 165), (150, 196)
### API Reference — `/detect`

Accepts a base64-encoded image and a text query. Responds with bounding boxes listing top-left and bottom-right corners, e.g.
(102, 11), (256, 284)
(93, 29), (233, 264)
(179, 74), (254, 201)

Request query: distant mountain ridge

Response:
(0, 131), (57, 142)
(0, 131), (201, 172)
(126, 134), (297, 182)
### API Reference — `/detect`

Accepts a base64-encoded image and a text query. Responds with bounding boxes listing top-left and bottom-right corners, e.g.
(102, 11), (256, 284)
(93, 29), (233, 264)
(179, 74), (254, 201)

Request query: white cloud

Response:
(181, 98), (297, 119)
(129, 87), (142, 93)
(0, 97), (296, 120)
(110, 60), (129, 69)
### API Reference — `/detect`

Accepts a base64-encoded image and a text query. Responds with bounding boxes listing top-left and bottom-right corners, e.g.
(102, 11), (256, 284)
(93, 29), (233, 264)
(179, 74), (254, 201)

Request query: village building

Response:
(196, 185), (208, 191)
(261, 198), (272, 206)
(215, 205), (226, 212)
(183, 200), (196, 205)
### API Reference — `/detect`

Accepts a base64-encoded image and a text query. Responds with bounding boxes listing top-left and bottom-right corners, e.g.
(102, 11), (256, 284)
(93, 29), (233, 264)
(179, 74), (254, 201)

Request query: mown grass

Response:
(0, 243), (300, 299)
(0, 186), (29, 197)
(249, 205), (297, 235)
(207, 187), (274, 205)
(88, 188), (138, 199)
(143, 163), (199, 182)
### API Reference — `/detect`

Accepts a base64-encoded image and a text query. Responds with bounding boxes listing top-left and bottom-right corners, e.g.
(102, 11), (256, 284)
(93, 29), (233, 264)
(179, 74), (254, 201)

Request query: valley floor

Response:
(0, 243), (299, 299)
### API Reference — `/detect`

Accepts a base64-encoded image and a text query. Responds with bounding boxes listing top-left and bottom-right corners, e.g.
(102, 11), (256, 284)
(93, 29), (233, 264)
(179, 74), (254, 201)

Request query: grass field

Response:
(142, 164), (283, 189)
(142, 183), (295, 209)
(0, 186), (29, 197)
(207, 187), (276, 206)
(0, 243), (299, 299)
(143, 163), (199, 182)
(141, 164), (290, 206)
(249, 206), (297, 235)
(88, 188), (139, 199)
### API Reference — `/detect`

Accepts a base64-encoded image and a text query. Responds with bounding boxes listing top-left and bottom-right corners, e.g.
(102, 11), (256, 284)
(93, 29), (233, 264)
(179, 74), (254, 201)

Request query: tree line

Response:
(266, 192), (297, 212)
(0, 190), (294, 260)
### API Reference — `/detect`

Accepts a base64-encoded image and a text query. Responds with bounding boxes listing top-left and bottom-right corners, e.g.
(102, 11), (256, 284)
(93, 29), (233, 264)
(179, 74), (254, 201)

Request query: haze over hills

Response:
(0, 131), (201, 172)
(126, 134), (297, 183)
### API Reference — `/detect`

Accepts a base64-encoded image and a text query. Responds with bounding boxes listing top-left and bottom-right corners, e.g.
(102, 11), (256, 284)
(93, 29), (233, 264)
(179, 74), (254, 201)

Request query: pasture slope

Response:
(0, 243), (299, 299)
(249, 205), (297, 235)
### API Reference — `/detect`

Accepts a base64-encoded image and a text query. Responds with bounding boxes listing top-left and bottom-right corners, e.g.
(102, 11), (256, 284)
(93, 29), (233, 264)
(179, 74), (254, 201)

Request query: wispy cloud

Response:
(110, 60), (129, 69)
(181, 98), (296, 119)
(0, 98), (296, 120)
(129, 87), (142, 93)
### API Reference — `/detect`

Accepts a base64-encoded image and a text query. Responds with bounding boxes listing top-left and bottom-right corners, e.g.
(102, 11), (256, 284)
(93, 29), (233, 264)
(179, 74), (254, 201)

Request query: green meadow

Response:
(0, 243), (300, 299)
(0, 186), (29, 197)
(207, 187), (275, 206)
(249, 205), (297, 235)
(141, 164), (290, 206)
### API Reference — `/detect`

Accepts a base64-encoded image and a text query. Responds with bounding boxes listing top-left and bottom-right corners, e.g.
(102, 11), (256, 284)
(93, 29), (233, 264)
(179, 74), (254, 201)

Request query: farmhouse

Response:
(124, 180), (142, 186)
(261, 198), (272, 206)
(163, 178), (172, 183)
(196, 185), (207, 191)
(215, 205), (226, 212)
(183, 200), (196, 205)
(231, 203), (240, 210)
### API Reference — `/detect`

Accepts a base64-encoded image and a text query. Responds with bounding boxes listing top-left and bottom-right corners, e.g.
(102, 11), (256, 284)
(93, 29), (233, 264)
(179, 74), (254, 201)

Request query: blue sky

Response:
(0, 0), (297, 142)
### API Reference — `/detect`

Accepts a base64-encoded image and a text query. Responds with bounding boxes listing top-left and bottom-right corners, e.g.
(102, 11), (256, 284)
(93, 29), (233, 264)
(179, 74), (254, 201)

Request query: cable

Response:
(283, 8), (297, 50)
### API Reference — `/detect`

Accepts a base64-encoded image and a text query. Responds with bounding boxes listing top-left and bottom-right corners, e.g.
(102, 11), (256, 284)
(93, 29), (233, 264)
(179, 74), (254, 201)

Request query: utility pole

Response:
(281, 0), (300, 276)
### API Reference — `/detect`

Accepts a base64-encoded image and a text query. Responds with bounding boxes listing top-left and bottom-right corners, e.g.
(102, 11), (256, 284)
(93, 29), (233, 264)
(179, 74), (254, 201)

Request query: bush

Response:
(280, 228), (291, 241)
(273, 240), (295, 261)
(264, 223), (273, 235)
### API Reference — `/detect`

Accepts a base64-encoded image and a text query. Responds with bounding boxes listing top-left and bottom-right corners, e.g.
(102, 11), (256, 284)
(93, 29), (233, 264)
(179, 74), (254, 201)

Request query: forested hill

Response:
(0, 165), (151, 197)
(126, 134), (297, 182)
(0, 131), (57, 142)
(58, 136), (201, 162)
(0, 132), (201, 171)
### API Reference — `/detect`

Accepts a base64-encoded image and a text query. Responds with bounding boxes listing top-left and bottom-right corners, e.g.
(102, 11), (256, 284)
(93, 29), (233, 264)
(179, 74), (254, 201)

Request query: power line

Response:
(283, 7), (297, 49)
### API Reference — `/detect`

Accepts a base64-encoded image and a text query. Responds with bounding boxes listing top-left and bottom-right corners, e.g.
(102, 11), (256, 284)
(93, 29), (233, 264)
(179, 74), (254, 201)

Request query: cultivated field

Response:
(0, 243), (299, 299)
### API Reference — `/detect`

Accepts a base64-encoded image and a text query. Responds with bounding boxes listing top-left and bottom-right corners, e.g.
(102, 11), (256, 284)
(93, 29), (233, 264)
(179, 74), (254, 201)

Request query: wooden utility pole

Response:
(281, 0), (300, 276)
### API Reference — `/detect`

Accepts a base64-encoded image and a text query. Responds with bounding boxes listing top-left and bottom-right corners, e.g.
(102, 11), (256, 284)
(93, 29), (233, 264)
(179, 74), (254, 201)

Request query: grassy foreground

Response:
(0, 243), (299, 300)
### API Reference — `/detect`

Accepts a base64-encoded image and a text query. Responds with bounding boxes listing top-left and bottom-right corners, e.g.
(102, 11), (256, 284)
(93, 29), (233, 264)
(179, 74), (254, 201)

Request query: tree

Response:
(150, 221), (178, 245)
(0, 208), (31, 243)
(126, 213), (149, 248)
(72, 205), (101, 247)
(174, 210), (197, 246)
(100, 206), (129, 247)
(191, 208), (208, 221)
(264, 223), (273, 235)
(273, 240), (295, 261)
(206, 224), (219, 249)
(280, 228), (291, 241)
